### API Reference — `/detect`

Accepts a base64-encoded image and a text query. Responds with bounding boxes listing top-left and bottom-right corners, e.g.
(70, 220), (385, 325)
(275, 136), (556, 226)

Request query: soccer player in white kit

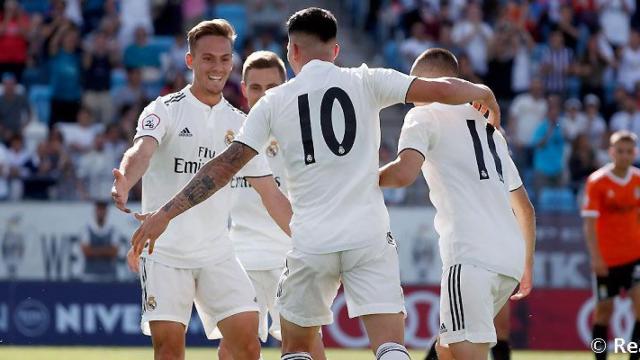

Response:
(111, 20), (293, 360)
(379, 49), (536, 360)
(130, 8), (502, 360)
(216, 51), (326, 360)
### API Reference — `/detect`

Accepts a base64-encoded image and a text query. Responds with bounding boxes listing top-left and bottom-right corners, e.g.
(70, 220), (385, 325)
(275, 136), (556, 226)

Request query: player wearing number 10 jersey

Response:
(379, 49), (536, 360)
(130, 8), (502, 360)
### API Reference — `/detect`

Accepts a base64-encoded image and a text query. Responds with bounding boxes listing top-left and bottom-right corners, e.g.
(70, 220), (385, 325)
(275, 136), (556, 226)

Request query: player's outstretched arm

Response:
(111, 137), (158, 213)
(379, 150), (424, 188)
(406, 78), (501, 127)
(509, 186), (536, 300)
(247, 176), (293, 236)
(130, 142), (257, 256)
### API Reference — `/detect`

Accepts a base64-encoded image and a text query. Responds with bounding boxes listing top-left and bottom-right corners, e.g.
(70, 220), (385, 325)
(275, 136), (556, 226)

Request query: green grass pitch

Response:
(0, 347), (629, 360)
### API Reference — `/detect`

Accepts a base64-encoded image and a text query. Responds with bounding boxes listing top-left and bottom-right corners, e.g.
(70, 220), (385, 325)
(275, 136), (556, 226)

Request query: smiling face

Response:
(242, 67), (284, 108)
(186, 35), (233, 98)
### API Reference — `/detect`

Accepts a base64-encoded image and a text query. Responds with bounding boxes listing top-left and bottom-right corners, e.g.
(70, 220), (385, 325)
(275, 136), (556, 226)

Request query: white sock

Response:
(281, 352), (313, 360)
(376, 342), (411, 360)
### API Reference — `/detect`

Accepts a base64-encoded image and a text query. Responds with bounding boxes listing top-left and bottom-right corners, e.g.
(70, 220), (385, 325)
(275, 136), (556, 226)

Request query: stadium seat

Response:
(28, 85), (52, 125)
(20, 0), (49, 14)
(538, 186), (577, 212)
(148, 36), (174, 55)
(212, 4), (247, 52)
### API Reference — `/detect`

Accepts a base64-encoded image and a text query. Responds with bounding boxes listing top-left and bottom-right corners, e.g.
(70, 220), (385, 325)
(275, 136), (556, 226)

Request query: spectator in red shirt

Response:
(0, 0), (30, 80)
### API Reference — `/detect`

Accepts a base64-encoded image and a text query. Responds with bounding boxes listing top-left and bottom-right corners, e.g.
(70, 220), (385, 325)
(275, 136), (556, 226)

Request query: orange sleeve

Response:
(581, 178), (601, 218)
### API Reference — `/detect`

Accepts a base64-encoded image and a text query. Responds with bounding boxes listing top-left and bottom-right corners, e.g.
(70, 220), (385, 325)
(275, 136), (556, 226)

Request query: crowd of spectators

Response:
(352, 0), (640, 209)
(3, 0), (640, 210)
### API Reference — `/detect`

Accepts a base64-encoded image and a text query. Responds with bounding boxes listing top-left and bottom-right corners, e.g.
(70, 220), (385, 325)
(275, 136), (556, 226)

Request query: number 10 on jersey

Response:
(298, 87), (357, 165)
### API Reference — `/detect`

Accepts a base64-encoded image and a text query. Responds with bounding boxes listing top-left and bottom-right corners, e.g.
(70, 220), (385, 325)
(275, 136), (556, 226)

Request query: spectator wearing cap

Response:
(583, 94), (608, 150)
(561, 98), (588, 143)
(0, 73), (30, 143)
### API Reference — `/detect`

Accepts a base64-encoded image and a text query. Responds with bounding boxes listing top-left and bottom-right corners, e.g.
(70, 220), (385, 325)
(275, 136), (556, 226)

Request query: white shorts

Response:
(439, 264), (518, 346)
(248, 269), (284, 342)
(276, 240), (405, 327)
(138, 256), (259, 339)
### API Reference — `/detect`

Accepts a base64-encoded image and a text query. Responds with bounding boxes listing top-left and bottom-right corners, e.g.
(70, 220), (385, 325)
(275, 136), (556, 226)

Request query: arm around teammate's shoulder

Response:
(405, 77), (501, 127)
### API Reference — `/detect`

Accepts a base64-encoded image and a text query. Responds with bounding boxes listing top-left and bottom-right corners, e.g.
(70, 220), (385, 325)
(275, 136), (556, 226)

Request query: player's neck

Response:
(189, 82), (222, 107)
(611, 164), (630, 178)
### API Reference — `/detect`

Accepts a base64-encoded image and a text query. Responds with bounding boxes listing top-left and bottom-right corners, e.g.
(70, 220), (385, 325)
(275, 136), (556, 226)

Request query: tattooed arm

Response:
(130, 142), (256, 255)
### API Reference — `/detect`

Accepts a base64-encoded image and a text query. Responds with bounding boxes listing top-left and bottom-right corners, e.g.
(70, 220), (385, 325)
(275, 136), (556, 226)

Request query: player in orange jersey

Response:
(582, 130), (640, 360)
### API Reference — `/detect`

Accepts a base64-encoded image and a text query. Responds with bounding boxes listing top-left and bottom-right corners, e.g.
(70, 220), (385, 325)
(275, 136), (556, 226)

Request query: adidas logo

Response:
(179, 128), (193, 137)
(440, 323), (447, 334)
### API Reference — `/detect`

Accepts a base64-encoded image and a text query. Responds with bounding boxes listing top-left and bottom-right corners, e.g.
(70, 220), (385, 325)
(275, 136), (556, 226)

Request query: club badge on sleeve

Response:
(225, 130), (235, 146)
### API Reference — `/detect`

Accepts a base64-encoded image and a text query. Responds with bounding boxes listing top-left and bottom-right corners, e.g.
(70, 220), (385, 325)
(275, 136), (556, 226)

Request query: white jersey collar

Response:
(298, 59), (334, 76)
(604, 163), (633, 186)
(183, 84), (227, 111)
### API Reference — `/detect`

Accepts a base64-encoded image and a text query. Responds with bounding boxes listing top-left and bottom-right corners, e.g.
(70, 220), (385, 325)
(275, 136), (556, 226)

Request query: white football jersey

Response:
(134, 85), (271, 268)
(398, 103), (525, 281)
(236, 60), (415, 254)
(230, 139), (291, 271)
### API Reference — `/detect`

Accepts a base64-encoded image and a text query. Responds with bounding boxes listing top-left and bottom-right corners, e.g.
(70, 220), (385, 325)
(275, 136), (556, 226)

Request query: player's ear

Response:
(185, 52), (193, 70)
(240, 80), (247, 98)
(332, 43), (340, 61)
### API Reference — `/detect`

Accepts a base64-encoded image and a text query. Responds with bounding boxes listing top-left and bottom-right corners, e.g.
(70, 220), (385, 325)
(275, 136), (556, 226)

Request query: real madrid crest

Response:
(224, 130), (235, 146)
(267, 140), (279, 157)
(147, 296), (157, 311)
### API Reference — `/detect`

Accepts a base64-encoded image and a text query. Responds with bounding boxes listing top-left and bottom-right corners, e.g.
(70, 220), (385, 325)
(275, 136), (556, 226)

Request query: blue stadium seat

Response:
(110, 69), (127, 91)
(28, 85), (52, 125)
(20, 0), (49, 14)
(538, 186), (577, 212)
(148, 36), (174, 55)
(213, 4), (247, 52)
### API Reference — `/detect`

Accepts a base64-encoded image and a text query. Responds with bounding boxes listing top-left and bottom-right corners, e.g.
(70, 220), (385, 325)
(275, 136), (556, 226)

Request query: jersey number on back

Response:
(298, 87), (357, 165)
(466, 120), (503, 182)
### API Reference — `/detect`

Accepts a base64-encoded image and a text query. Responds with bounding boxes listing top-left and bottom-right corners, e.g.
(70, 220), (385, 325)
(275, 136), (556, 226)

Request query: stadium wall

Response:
(0, 203), (606, 350)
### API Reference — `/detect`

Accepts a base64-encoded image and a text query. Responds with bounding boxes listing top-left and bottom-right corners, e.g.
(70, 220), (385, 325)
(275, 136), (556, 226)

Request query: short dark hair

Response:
(411, 48), (459, 77)
(242, 51), (286, 82)
(286, 7), (337, 42)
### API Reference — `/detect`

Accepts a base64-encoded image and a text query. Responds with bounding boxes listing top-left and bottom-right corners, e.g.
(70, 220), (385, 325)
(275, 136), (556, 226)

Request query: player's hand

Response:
(127, 247), (139, 273)
(591, 255), (609, 276)
(477, 85), (501, 129)
(111, 168), (131, 213)
(511, 266), (532, 300)
(130, 210), (170, 257)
